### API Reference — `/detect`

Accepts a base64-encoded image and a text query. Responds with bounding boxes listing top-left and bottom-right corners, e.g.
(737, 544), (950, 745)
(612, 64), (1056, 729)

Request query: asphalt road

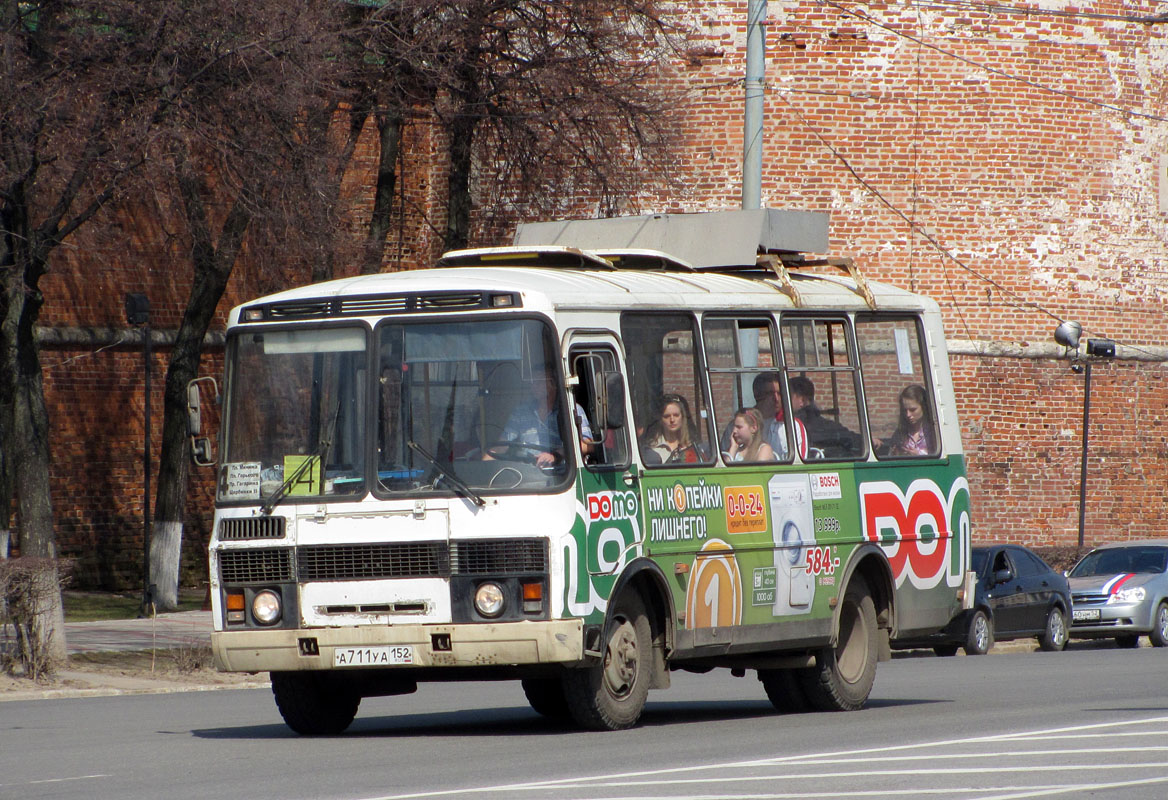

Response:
(3, 645), (1167, 800)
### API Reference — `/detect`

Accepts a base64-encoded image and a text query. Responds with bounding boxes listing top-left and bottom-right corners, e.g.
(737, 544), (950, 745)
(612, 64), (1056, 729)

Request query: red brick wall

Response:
(28, 4), (1168, 586)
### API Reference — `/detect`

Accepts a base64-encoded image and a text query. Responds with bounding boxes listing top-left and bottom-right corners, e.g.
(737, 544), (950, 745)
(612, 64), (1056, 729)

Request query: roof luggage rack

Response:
(760, 254), (877, 310)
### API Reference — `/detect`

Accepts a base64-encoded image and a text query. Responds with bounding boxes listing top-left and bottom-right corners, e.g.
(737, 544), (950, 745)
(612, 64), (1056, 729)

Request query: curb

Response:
(1, 678), (271, 703)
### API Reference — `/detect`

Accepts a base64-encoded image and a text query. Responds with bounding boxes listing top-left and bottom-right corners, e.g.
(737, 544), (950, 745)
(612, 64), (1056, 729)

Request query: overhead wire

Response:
(752, 1), (1168, 360)
(907, 0), (1168, 25)
(820, 0), (1168, 124)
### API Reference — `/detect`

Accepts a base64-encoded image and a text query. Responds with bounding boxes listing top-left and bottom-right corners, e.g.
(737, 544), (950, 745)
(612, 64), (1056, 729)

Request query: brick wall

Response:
(27, 3), (1168, 587)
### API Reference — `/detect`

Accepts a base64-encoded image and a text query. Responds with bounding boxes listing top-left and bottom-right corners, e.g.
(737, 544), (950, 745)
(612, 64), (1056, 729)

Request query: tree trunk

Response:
(0, 217), (66, 660)
(445, 112), (476, 252)
(362, 110), (403, 274)
(150, 163), (251, 611)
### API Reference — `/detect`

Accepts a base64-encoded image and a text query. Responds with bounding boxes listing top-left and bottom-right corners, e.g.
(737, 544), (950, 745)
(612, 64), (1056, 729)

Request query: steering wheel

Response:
(484, 441), (563, 468)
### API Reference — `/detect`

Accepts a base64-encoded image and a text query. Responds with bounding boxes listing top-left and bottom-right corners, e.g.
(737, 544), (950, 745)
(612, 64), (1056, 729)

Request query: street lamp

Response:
(125, 293), (152, 614)
(1054, 321), (1115, 549)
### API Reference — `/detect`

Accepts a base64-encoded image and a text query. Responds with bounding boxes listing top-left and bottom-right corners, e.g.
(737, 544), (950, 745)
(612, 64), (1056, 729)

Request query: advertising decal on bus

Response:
(564, 489), (642, 619)
(859, 476), (971, 590)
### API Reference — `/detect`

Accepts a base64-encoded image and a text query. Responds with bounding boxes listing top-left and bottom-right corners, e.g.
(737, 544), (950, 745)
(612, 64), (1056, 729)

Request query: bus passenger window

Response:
(620, 313), (713, 467)
(781, 317), (866, 461)
(855, 317), (940, 459)
(703, 316), (797, 462)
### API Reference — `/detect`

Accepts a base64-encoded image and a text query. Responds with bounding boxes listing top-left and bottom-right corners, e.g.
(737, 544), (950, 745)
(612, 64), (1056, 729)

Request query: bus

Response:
(193, 210), (973, 733)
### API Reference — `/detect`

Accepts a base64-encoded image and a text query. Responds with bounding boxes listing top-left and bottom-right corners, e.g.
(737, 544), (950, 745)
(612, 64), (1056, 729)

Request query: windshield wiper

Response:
(407, 440), (485, 507)
(260, 451), (321, 516)
(261, 397), (341, 516)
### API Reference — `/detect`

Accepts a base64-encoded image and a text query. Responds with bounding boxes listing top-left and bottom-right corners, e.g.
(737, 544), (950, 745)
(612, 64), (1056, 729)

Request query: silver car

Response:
(1068, 540), (1168, 648)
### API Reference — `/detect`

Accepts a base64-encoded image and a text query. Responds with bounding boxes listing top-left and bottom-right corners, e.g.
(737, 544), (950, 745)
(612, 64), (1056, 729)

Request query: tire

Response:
(758, 668), (812, 713)
(521, 677), (572, 720)
(270, 671), (360, 735)
(1038, 606), (1069, 652)
(798, 579), (878, 712)
(1149, 603), (1168, 648)
(933, 644), (959, 657)
(1115, 633), (1141, 649)
(562, 591), (652, 730)
(964, 610), (992, 656)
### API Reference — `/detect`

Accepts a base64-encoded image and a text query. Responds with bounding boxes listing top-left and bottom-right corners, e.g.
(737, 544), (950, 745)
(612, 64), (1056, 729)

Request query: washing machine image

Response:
(768, 474), (816, 616)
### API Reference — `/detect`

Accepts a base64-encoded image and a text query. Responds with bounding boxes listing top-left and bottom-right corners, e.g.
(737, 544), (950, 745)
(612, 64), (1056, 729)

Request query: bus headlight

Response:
(474, 582), (505, 618)
(252, 590), (282, 625)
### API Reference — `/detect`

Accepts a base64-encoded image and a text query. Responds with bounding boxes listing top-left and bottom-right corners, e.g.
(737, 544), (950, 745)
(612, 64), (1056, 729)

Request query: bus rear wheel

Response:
(562, 591), (651, 730)
(271, 671), (360, 735)
(799, 579), (878, 712)
(758, 668), (812, 713)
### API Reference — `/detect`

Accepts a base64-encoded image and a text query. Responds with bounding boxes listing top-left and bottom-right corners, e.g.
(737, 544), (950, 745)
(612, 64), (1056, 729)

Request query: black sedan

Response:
(897, 544), (1072, 656)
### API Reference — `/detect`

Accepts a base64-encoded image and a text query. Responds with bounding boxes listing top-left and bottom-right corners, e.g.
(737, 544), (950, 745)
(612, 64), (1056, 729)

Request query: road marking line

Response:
(0, 774), (111, 787)
(782, 745), (1168, 765)
(974, 774), (1168, 800)
(362, 715), (1168, 800)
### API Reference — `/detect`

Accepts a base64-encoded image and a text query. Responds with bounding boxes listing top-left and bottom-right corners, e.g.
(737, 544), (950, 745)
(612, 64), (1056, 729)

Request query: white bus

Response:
(194, 210), (972, 733)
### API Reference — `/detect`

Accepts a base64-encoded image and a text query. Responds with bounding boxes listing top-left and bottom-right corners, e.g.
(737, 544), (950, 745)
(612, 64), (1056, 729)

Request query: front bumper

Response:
(1069, 603), (1153, 638)
(213, 618), (584, 673)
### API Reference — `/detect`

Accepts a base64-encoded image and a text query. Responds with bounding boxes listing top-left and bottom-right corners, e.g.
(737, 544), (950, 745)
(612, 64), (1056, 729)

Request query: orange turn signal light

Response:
(226, 592), (245, 611)
(521, 582), (543, 602)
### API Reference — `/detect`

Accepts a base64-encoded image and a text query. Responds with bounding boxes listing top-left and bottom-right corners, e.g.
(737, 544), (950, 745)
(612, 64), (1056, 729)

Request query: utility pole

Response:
(742, 0), (766, 209)
(124, 293), (153, 615)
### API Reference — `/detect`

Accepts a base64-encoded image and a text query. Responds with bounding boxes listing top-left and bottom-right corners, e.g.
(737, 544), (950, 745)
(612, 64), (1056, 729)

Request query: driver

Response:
(485, 372), (591, 468)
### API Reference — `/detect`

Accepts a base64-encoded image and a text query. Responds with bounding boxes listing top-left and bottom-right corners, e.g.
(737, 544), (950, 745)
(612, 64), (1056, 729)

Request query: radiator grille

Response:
(219, 548), (294, 584)
(297, 542), (449, 581)
(218, 538), (548, 584)
(219, 516), (286, 541)
(451, 539), (548, 574)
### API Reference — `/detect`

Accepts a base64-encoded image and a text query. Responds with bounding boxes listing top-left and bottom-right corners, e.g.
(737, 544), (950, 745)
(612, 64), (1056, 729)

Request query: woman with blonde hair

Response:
(726, 407), (775, 462)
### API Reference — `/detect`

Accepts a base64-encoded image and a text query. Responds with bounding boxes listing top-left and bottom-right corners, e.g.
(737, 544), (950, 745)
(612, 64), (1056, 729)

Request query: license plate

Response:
(1073, 608), (1100, 622)
(333, 645), (414, 667)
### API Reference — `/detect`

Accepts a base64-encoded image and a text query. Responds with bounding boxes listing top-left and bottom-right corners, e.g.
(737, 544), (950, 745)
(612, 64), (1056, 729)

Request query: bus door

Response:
(566, 336), (641, 614)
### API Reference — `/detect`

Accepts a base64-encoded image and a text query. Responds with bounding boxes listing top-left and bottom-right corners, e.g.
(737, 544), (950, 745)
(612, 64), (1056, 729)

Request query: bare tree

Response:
(427, 0), (685, 251)
(339, 0), (684, 270)
(146, 1), (347, 610)
(1, 0), (196, 653)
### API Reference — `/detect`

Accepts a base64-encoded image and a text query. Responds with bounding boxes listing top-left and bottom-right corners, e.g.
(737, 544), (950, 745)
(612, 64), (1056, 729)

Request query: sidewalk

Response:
(64, 609), (212, 654)
(1, 610), (262, 702)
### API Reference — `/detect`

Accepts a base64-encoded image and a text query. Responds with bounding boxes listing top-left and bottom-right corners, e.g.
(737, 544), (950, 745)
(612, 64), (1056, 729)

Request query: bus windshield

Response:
(376, 317), (571, 496)
(218, 317), (573, 505)
(221, 326), (369, 504)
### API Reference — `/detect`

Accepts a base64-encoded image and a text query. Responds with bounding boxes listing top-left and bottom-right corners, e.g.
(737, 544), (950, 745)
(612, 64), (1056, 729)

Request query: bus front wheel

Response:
(799, 579), (878, 712)
(271, 671), (360, 735)
(521, 677), (572, 720)
(562, 591), (651, 730)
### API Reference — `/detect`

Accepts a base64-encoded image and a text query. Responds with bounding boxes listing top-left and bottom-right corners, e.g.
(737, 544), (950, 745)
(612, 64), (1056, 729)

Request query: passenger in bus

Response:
(745, 371), (807, 460)
(880, 384), (935, 456)
(725, 407), (775, 462)
(789, 376), (862, 458)
(641, 394), (703, 464)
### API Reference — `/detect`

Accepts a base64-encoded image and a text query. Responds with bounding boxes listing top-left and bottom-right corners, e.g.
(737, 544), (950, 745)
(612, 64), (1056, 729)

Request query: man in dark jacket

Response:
(788, 376), (864, 459)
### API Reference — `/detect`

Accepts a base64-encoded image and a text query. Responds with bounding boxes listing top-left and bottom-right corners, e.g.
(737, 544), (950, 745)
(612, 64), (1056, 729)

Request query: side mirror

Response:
(187, 382), (202, 436)
(186, 376), (219, 467)
(191, 436), (214, 467)
(602, 372), (626, 429)
(993, 567), (1013, 585)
